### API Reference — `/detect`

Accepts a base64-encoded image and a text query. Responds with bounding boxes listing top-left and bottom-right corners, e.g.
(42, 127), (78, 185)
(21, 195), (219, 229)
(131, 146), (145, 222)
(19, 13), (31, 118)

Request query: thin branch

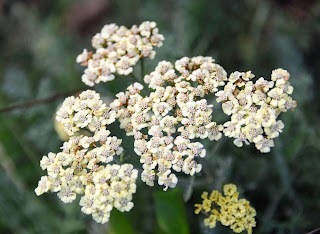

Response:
(0, 89), (84, 114)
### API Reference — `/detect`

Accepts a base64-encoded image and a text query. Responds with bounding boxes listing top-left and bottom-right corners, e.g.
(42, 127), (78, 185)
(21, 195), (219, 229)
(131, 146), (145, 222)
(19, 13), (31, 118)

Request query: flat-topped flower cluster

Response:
(35, 21), (296, 229)
(76, 21), (164, 86)
(111, 56), (227, 190)
(56, 90), (117, 135)
(36, 90), (138, 224)
(217, 68), (296, 152)
(195, 184), (256, 234)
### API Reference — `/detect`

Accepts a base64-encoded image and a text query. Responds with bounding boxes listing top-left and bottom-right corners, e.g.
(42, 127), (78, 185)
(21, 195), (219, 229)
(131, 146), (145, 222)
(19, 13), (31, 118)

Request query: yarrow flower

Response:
(216, 69), (296, 153)
(36, 90), (138, 223)
(110, 56), (226, 190)
(76, 21), (164, 86)
(35, 133), (138, 223)
(56, 90), (117, 136)
(195, 184), (256, 234)
(35, 21), (297, 225)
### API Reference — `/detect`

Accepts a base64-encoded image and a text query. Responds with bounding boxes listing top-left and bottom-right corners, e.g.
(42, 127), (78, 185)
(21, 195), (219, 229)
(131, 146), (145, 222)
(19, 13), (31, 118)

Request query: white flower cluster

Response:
(110, 56), (227, 190)
(36, 19), (298, 226)
(56, 90), (117, 136)
(36, 90), (138, 223)
(76, 21), (164, 86)
(80, 163), (138, 223)
(34, 134), (138, 224)
(216, 68), (297, 153)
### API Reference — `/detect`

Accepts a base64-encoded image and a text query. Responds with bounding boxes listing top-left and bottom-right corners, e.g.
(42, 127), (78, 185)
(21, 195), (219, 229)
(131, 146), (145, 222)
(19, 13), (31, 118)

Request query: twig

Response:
(0, 88), (84, 114)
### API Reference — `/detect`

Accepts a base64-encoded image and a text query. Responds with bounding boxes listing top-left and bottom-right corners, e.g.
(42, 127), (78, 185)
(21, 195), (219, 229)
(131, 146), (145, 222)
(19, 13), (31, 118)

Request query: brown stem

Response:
(0, 89), (84, 114)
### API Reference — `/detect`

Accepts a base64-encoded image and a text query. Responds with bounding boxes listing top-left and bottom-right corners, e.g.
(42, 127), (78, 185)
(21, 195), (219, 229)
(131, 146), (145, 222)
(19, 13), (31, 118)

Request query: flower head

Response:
(216, 69), (296, 152)
(111, 56), (226, 189)
(77, 22), (164, 86)
(195, 184), (256, 234)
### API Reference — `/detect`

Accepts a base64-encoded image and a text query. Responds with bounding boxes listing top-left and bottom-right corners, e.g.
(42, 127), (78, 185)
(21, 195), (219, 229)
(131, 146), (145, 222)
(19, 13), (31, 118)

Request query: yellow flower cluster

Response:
(76, 21), (164, 86)
(195, 184), (256, 234)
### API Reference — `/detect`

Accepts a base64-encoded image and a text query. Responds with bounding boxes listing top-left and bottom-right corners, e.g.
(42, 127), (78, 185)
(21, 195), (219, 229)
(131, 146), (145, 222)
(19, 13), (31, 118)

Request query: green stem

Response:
(120, 153), (124, 163)
(183, 175), (195, 202)
(131, 73), (141, 83)
(140, 59), (145, 78)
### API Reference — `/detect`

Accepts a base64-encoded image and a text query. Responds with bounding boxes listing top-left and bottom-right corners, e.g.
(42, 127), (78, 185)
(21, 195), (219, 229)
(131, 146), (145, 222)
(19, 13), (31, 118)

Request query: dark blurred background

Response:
(0, 0), (319, 233)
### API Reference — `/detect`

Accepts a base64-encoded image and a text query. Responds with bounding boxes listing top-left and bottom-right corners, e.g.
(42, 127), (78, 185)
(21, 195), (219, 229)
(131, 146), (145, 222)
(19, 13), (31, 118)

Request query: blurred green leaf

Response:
(109, 209), (135, 234)
(154, 188), (189, 234)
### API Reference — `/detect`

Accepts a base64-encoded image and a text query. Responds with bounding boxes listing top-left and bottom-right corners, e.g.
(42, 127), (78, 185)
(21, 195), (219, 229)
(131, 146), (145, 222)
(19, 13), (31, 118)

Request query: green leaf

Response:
(109, 209), (135, 234)
(154, 188), (190, 234)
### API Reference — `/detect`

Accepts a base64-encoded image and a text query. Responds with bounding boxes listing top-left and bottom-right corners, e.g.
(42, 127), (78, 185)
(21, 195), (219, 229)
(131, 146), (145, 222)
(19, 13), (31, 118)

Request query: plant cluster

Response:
(35, 21), (296, 231)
